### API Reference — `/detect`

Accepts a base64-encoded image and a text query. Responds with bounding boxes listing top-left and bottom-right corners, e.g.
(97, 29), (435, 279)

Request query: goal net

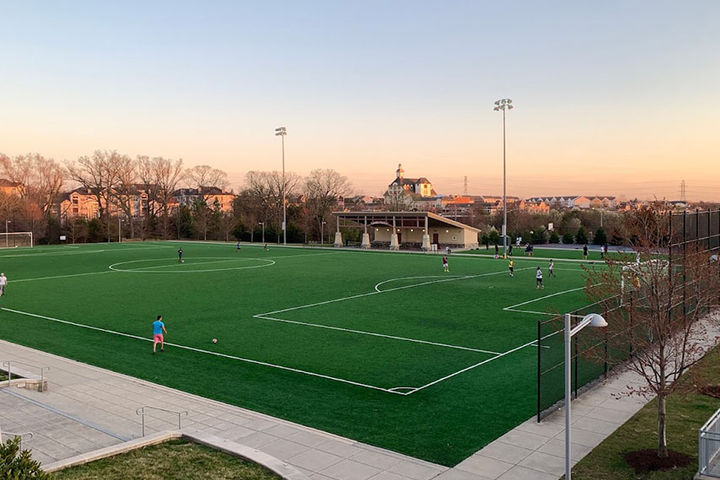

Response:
(0, 232), (33, 248)
(621, 258), (669, 303)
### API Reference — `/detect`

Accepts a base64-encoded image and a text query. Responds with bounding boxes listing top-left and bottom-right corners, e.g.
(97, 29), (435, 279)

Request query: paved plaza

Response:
(2, 327), (716, 479)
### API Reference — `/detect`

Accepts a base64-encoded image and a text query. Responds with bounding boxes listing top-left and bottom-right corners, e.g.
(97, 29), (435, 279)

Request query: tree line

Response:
(0, 151), (352, 244)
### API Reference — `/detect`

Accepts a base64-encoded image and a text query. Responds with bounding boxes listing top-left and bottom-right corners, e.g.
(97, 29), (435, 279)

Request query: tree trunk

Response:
(657, 393), (668, 457)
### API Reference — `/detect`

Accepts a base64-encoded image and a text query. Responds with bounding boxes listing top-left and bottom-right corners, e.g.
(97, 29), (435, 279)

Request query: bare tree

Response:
(185, 165), (228, 194)
(585, 204), (720, 458)
(153, 157), (184, 239)
(1, 153), (65, 236)
(66, 151), (125, 242)
(304, 169), (352, 241)
(241, 170), (300, 240)
(184, 165), (228, 240)
(110, 154), (137, 239)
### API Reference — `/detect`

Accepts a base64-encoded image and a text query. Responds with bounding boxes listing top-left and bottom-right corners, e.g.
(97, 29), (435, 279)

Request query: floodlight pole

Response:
(494, 99), (513, 259)
(5, 220), (10, 248)
(564, 312), (607, 480)
(275, 127), (287, 245)
(259, 222), (265, 244)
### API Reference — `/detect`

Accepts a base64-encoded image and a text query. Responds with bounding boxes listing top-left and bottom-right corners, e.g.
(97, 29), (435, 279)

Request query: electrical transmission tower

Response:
(680, 179), (686, 202)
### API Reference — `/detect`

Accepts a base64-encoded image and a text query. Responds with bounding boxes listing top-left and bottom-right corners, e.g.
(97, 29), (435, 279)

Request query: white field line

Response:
(255, 314), (501, 355)
(502, 286), (586, 315)
(402, 336), (543, 395)
(258, 267), (534, 318)
(1, 307), (401, 395)
(374, 275), (465, 292)
(0, 245), (175, 259)
(13, 271), (116, 283)
(109, 257), (275, 272)
(253, 268), (537, 358)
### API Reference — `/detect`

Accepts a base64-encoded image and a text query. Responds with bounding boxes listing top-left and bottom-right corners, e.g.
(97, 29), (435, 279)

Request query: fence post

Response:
(573, 324), (579, 400)
(537, 320), (541, 423)
(708, 209), (711, 252)
(683, 211), (687, 321)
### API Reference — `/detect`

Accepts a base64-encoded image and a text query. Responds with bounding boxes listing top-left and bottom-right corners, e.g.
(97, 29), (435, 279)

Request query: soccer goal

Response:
(621, 258), (669, 304)
(0, 232), (33, 248)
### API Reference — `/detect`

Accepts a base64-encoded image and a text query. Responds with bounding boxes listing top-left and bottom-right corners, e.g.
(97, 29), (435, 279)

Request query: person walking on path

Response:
(582, 244), (588, 260)
(152, 315), (167, 354)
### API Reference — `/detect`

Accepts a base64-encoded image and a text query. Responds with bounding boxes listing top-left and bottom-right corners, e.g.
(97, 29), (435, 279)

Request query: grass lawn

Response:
(52, 439), (281, 480)
(0, 241), (603, 466)
(571, 343), (720, 479)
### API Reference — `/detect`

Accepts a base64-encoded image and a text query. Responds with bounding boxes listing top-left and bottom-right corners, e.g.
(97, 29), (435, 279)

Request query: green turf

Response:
(0, 241), (601, 466)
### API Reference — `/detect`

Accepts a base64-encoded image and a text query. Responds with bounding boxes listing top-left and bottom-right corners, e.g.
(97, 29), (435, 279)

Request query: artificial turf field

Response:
(0, 241), (606, 466)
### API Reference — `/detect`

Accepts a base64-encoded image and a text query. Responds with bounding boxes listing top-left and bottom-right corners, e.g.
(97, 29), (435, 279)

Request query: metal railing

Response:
(1, 361), (50, 391)
(699, 407), (720, 477)
(136, 406), (188, 437)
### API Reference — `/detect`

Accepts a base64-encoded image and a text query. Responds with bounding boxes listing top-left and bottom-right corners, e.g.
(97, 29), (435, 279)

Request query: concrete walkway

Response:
(1, 318), (717, 479)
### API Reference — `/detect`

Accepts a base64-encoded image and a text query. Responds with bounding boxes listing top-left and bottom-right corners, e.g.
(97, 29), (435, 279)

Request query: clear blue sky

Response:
(1, 1), (719, 200)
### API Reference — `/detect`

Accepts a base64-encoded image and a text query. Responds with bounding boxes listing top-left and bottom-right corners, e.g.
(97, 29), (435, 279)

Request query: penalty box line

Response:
(0, 307), (402, 396)
(253, 267), (537, 356)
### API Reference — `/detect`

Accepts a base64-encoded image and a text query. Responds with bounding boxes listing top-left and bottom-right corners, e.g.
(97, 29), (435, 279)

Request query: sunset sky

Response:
(1, 1), (719, 200)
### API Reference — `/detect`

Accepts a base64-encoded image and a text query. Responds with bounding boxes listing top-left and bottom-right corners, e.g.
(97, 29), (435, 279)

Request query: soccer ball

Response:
(212, 338), (217, 344)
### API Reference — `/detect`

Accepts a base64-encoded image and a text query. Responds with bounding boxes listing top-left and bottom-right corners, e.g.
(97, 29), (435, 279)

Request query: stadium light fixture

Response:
(275, 126), (287, 245)
(494, 98), (513, 259)
(564, 312), (607, 480)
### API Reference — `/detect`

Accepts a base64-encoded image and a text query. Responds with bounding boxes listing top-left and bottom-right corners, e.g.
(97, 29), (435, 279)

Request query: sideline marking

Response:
(2, 306), (546, 396)
(14, 271), (115, 283)
(0, 245), (175, 259)
(0, 307), (404, 396)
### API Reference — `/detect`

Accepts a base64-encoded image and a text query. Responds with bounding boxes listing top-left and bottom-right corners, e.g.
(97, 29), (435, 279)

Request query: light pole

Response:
(118, 217), (122, 243)
(564, 312), (607, 480)
(5, 220), (10, 248)
(321, 220), (326, 246)
(275, 126), (287, 245)
(259, 222), (265, 244)
(494, 98), (513, 259)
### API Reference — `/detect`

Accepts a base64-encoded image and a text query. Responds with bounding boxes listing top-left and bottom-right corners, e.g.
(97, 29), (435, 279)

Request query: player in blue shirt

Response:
(152, 315), (167, 354)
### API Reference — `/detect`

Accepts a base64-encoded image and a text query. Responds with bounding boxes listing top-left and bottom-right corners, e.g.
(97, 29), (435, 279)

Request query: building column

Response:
(422, 215), (431, 251)
(334, 216), (343, 247)
(361, 215), (371, 249)
(389, 216), (399, 250)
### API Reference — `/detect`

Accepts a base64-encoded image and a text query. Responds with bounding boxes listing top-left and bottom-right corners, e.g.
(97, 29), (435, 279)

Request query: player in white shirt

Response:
(535, 267), (544, 289)
(0, 273), (7, 296)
